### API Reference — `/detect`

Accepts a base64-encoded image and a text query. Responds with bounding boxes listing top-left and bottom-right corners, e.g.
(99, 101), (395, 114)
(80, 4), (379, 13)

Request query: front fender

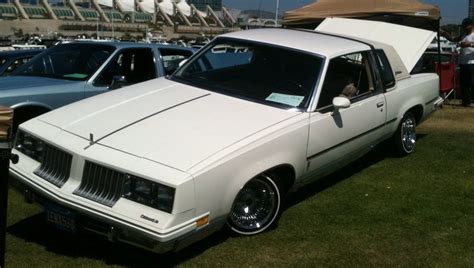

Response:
(190, 114), (309, 222)
(11, 101), (53, 111)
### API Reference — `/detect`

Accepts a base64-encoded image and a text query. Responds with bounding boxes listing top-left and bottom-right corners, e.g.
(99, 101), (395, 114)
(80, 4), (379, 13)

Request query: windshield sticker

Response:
(63, 73), (88, 79)
(266, 93), (304, 107)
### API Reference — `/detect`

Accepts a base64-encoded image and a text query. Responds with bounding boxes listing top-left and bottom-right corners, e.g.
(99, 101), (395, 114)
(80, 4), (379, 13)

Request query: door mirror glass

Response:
(110, 75), (127, 90)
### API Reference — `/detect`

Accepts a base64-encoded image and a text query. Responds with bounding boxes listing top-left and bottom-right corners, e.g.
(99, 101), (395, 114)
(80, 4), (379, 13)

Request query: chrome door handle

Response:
(377, 102), (385, 108)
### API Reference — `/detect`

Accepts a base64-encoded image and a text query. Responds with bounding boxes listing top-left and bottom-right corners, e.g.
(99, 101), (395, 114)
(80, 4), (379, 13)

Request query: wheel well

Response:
(15, 105), (49, 115)
(13, 105), (50, 125)
(266, 164), (296, 194)
(407, 105), (423, 124)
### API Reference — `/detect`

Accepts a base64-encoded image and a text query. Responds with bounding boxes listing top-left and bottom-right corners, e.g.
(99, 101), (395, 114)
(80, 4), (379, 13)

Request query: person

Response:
(442, 18), (474, 107)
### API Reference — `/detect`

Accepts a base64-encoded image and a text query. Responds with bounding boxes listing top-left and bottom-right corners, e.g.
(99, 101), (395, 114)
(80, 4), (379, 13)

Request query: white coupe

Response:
(10, 18), (443, 253)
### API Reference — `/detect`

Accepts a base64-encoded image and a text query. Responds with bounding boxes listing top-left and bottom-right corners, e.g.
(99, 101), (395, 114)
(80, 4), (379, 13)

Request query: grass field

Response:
(5, 105), (474, 267)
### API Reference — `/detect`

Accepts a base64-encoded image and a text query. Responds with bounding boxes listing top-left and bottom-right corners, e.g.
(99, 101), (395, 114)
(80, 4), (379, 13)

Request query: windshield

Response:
(173, 38), (324, 109)
(12, 43), (115, 81)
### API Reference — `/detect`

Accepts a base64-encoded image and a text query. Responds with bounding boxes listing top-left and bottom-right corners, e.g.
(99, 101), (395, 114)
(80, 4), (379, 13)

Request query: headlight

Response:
(123, 175), (175, 213)
(15, 130), (45, 162)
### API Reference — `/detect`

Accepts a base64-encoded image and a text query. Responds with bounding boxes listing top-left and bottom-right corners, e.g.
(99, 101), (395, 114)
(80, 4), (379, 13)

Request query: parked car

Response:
(10, 19), (442, 254)
(0, 49), (43, 76)
(0, 41), (195, 129)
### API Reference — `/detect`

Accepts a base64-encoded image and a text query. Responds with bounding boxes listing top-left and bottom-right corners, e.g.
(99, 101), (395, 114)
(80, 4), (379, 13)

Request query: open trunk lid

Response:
(316, 17), (437, 73)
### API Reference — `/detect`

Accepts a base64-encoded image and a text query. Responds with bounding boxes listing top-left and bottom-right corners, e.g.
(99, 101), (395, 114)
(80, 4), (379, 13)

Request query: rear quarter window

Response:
(375, 50), (396, 89)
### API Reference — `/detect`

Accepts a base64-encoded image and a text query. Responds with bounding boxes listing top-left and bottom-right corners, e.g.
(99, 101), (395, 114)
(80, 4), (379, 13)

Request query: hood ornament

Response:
(89, 133), (94, 145)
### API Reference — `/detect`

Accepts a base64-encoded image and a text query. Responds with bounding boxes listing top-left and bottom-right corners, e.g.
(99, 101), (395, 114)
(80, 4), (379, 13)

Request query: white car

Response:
(10, 18), (443, 253)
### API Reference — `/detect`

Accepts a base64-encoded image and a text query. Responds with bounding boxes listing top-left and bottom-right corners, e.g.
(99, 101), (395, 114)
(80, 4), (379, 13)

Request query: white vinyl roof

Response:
(221, 28), (371, 58)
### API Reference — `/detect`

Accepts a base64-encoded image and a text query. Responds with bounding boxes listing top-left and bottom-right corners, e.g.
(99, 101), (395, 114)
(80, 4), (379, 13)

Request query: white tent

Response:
(175, 0), (191, 16)
(119, 0), (135, 12)
(139, 0), (154, 13)
(97, 0), (210, 19)
(97, 0), (135, 12)
(97, 0), (113, 8)
(158, 0), (174, 15)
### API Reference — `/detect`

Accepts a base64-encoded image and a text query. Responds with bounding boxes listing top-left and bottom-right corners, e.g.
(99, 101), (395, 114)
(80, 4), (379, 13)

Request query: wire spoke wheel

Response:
(228, 175), (281, 235)
(394, 112), (417, 155)
(401, 115), (416, 152)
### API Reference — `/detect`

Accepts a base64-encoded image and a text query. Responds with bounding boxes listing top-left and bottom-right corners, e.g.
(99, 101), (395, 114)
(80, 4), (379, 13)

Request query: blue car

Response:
(0, 41), (195, 129)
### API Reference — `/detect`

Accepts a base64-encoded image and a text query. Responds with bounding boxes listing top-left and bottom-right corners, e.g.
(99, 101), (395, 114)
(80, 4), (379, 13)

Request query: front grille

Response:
(73, 161), (125, 207)
(34, 144), (73, 188)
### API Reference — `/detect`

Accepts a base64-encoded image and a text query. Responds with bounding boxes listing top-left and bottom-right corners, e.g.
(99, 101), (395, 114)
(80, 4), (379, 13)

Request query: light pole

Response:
(275, 0), (279, 25)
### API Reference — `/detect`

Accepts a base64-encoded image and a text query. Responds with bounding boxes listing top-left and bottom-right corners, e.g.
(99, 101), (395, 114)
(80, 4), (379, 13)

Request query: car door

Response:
(306, 51), (387, 177)
(85, 47), (158, 98)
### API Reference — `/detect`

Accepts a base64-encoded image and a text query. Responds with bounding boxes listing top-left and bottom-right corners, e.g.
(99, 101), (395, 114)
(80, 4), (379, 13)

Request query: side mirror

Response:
(110, 75), (127, 90)
(178, 59), (188, 68)
(332, 96), (351, 114)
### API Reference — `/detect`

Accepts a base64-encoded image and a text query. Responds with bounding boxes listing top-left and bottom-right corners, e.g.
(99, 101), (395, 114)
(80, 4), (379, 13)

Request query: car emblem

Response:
(140, 214), (159, 224)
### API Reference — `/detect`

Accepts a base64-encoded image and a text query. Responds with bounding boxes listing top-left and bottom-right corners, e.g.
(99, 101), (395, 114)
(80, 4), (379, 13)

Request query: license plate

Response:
(44, 203), (77, 234)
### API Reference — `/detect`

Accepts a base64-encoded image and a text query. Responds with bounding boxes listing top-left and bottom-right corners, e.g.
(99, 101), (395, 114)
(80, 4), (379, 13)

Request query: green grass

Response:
(5, 105), (474, 267)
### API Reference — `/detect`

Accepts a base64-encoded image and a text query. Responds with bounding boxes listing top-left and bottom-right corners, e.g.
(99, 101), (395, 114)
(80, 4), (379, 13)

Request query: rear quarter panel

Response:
(384, 73), (439, 134)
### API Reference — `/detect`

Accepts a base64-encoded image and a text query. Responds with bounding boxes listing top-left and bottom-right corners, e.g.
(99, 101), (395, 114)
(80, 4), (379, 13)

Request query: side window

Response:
(317, 51), (376, 110)
(375, 50), (395, 88)
(2, 57), (33, 76)
(94, 48), (156, 87)
(159, 48), (193, 76)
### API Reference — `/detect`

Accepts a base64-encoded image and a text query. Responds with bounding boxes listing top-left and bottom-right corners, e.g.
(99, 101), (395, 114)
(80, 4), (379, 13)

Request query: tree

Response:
(441, 24), (461, 37)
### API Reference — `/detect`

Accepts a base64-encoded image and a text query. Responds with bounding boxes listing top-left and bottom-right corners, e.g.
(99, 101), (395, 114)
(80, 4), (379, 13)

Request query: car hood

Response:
(0, 76), (82, 91)
(38, 78), (300, 171)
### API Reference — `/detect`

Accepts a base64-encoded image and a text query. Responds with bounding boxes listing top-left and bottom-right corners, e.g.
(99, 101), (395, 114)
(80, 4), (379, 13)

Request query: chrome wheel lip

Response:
(228, 175), (281, 235)
(401, 115), (416, 153)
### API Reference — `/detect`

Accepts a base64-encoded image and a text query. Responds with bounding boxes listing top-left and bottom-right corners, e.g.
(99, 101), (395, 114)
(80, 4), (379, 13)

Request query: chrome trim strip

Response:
(425, 96), (440, 106)
(306, 118), (397, 161)
(33, 144), (72, 188)
(73, 161), (126, 207)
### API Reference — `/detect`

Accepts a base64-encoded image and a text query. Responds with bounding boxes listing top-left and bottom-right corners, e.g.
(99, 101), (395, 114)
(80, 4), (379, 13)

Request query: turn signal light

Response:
(196, 215), (209, 227)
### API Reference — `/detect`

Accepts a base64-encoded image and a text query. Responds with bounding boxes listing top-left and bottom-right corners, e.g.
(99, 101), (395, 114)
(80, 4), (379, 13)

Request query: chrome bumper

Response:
(434, 96), (444, 110)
